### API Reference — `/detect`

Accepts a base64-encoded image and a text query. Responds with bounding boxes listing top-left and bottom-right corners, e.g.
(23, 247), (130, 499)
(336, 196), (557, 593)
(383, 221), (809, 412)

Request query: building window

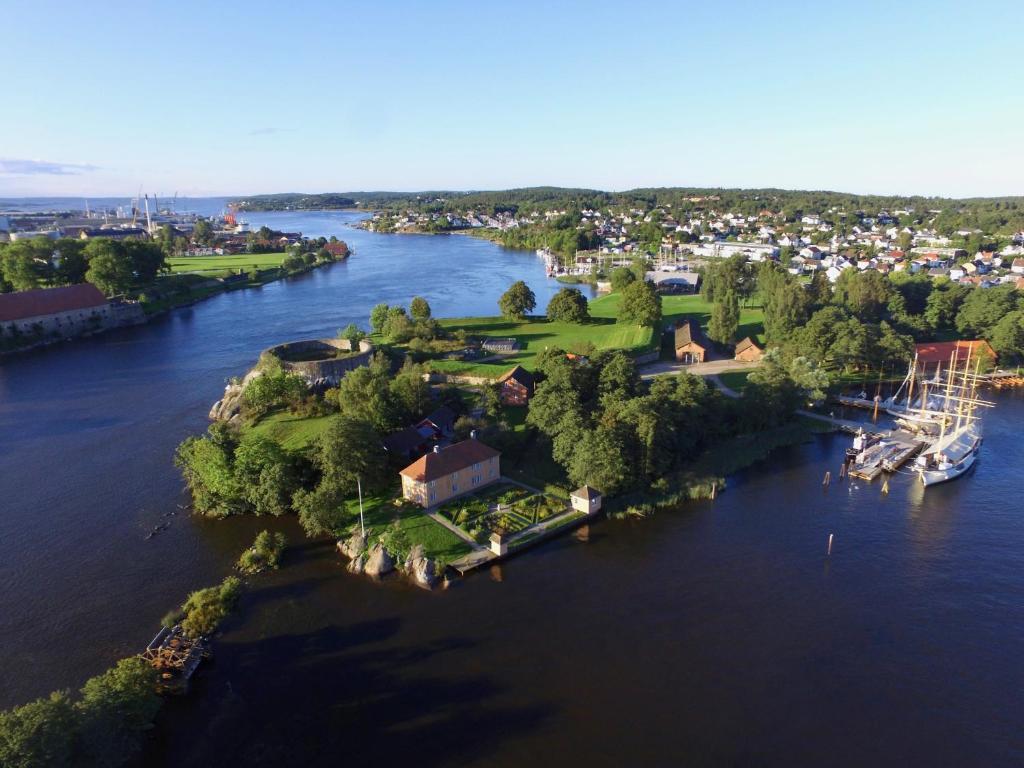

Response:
(429, 480), (436, 488)
(429, 492), (436, 502)
(452, 482), (458, 493)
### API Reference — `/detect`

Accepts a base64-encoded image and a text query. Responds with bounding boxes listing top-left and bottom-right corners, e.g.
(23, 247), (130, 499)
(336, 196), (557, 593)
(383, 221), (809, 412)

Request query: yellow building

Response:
(400, 438), (501, 508)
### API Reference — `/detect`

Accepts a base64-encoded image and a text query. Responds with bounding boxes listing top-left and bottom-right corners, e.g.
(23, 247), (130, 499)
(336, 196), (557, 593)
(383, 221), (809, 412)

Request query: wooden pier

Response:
(139, 625), (209, 694)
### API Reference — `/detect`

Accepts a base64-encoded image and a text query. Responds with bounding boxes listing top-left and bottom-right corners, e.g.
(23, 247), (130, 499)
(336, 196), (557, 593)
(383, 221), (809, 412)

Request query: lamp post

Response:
(357, 475), (365, 539)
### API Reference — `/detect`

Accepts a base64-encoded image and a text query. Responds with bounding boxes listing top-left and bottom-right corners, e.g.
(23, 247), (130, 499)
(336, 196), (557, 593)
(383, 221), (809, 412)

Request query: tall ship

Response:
(913, 347), (993, 487)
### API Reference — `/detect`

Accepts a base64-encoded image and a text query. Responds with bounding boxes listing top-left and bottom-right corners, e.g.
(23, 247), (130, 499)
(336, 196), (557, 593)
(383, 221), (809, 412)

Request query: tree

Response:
(707, 289), (739, 344)
(174, 424), (244, 517)
(545, 287), (589, 323)
(0, 240), (50, 291)
(53, 239), (89, 284)
(617, 279), (661, 327)
(410, 296), (431, 321)
(609, 267), (636, 292)
(833, 268), (892, 322)
(989, 311), (1024, 363)
(498, 280), (536, 320)
(232, 435), (300, 516)
(84, 247), (133, 296)
(339, 323), (366, 348)
(0, 691), (76, 768)
(335, 354), (394, 430)
(369, 303), (390, 334)
(316, 415), (390, 491)
(955, 285), (1018, 337)
(122, 240), (166, 283)
(192, 218), (214, 245)
(389, 361), (432, 423)
(75, 657), (162, 767)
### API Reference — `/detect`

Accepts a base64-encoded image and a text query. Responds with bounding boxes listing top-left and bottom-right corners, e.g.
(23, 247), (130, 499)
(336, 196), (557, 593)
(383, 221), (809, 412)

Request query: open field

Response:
(661, 294), (766, 344)
(166, 252), (288, 276)
(434, 294), (656, 377)
(247, 411), (336, 451)
(717, 369), (755, 393)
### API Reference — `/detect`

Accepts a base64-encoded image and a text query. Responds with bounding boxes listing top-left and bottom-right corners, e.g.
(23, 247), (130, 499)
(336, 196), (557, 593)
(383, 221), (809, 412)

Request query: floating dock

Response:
(849, 430), (927, 480)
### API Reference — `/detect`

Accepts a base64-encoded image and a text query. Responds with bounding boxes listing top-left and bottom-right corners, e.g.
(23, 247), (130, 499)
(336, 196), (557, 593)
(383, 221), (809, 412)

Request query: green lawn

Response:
(346, 489), (472, 565)
(661, 294), (766, 344)
(717, 369), (755, 393)
(167, 252), (288, 276)
(247, 411), (336, 451)
(436, 294), (655, 377)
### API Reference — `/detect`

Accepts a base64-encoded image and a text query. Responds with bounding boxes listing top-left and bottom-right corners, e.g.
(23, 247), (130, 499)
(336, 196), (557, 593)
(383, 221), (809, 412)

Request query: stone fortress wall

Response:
(265, 337), (374, 388)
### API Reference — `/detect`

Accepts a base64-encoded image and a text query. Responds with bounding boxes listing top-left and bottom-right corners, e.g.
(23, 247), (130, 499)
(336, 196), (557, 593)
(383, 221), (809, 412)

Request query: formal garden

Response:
(435, 481), (570, 545)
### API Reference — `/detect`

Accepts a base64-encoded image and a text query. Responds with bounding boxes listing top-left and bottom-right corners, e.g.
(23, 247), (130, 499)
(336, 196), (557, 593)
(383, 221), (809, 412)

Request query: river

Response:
(1, 211), (1022, 766)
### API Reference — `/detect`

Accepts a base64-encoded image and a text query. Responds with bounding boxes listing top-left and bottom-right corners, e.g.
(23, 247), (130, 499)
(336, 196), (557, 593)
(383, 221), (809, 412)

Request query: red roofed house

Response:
(400, 436), (500, 508)
(323, 241), (350, 258)
(496, 365), (535, 406)
(733, 336), (764, 363)
(914, 340), (996, 376)
(0, 283), (113, 337)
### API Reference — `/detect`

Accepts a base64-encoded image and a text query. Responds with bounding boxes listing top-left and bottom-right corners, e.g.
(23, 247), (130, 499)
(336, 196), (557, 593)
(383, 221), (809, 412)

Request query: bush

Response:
(237, 530), (287, 574)
(179, 576), (241, 639)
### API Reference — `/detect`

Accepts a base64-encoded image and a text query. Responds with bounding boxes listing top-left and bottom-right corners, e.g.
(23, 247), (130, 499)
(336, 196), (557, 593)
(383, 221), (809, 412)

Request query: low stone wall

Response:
(423, 371), (496, 386)
(265, 337), (374, 388)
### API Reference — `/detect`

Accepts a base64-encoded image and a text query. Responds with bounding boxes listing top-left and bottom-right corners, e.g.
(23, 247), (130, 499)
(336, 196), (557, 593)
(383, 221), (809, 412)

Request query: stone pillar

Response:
(489, 532), (507, 556)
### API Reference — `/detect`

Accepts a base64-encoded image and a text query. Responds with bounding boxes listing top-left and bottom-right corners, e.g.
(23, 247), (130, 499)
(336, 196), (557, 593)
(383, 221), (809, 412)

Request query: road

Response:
(639, 357), (761, 379)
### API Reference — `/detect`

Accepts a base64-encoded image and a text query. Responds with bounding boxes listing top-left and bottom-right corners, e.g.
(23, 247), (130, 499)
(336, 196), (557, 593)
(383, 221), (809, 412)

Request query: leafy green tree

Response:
(243, 370), (308, 417)
(0, 240), (50, 291)
(0, 691), (76, 768)
(315, 415), (390, 491)
(53, 239), (89, 284)
(617, 279), (661, 327)
(292, 478), (349, 538)
(75, 657), (161, 767)
(121, 240), (166, 283)
(232, 435), (300, 516)
(389, 361), (432, 423)
(609, 267), (636, 292)
(174, 427), (244, 517)
(369, 302), (390, 333)
(955, 285), (1018, 337)
(335, 354), (395, 430)
(567, 425), (632, 494)
(339, 323), (366, 347)
(84, 247), (133, 296)
(833, 268), (892, 322)
(707, 289), (739, 344)
(498, 280), (537, 320)
(924, 282), (968, 330)
(989, 311), (1024, 363)
(410, 296), (431, 321)
(545, 287), (589, 323)
(192, 218), (214, 245)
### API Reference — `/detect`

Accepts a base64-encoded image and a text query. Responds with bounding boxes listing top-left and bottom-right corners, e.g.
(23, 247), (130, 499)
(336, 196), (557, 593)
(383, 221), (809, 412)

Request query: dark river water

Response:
(2, 210), (1023, 766)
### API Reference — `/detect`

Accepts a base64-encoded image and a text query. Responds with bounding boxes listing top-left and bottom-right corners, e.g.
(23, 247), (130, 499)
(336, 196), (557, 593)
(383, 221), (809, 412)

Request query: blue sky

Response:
(2, 0), (1022, 198)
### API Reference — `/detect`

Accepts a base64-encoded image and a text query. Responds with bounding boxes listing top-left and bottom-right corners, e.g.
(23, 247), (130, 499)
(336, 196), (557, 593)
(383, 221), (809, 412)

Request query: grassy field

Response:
(247, 411), (336, 451)
(718, 369), (755, 393)
(661, 294), (766, 344)
(434, 294), (656, 377)
(346, 489), (472, 565)
(167, 252), (288, 276)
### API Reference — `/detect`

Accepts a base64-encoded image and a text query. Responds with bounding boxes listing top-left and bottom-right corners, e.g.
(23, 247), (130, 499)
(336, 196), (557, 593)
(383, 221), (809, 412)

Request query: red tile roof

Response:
(914, 340), (995, 365)
(400, 439), (499, 483)
(0, 284), (107, 322)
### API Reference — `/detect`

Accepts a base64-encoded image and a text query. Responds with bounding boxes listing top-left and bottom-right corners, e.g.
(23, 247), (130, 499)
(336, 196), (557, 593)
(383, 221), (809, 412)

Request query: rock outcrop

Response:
(338, 531), (368, 560)
(404, 544), (438, 589)
(209, 368), (263, 422)
(363, 543), (395, 578)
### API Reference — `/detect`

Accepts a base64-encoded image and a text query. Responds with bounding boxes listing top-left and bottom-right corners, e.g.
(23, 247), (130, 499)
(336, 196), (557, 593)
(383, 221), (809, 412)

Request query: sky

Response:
(2, 0), (1022, 199)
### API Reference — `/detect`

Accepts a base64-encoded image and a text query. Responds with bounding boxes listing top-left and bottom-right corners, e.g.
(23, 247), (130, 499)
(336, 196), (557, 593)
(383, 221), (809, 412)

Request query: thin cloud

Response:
(0, 158), (99, 175)
(248, 127), (294, 136)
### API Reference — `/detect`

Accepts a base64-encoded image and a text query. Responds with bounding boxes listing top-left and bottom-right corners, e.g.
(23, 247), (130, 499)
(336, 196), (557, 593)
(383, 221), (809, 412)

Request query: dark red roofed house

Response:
(400, 437), (500, 508)
(673, 319), (707, 364)
(914, 340), (996, 376)
(496, 365), (535, 406)
(0, 283), (113, 338)
(323, 241), (350, 258)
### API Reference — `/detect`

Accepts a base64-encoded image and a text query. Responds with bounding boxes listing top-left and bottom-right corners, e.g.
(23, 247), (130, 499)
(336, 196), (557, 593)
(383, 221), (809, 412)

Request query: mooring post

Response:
(823, 471), (831, 487)
(827, 533), (834, 555)
(881, 478), (889, 495)
(711, 482), (717, 499)
(839, 462), (846, 479)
